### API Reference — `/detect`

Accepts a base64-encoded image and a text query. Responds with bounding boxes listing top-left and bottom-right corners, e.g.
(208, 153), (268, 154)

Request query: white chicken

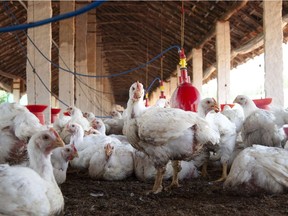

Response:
(233, 95), (286, 148)
(51, 144), (79, 184)
(83, 111), (96, 123)
(221, 103), (245, 135)
(154, 98), (170, 108)
(123, 81), (220, 194)
(65, 106), (90, 131)
(53, 113), (71, 134)
(224, 144), (288, 194)
(66, 122), (85, 150)
(88, 142), (135, 180)
(91, 118), (107, 135)
(0, 102), (47, 164)
(198, 98), (237, 182)
(0, 128), (65, 215)
(104, 111), (125, 135)
(66, 122), (122, 170)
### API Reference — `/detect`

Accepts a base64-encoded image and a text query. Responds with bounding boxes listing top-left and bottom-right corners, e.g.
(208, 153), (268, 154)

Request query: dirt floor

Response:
(61, 169), (288, 216)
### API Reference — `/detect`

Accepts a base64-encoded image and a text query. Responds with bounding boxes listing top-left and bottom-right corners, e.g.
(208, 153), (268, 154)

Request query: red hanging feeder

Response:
(26, 104), (48, 125)
(51, 108), (61, 123)
(170, 49), (200, 112)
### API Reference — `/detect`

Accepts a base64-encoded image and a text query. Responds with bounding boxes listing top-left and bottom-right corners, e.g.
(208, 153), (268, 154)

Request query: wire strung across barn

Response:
(2, 1), (181, 117)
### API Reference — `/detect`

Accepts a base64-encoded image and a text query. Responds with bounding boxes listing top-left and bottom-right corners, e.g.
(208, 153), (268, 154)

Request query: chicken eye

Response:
(42, 135), (49, 140)
(132, 87), (135, 91)
(66, 148), (71, 152)
(72, 124), (75, 127)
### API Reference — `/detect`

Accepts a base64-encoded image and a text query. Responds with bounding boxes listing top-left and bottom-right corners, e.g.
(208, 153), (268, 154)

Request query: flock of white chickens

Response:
(0, 81), (288, 215)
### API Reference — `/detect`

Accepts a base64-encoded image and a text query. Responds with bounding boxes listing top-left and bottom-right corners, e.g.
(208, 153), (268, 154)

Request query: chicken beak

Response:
(53, 137), (65, 148)
(73, 151), (79, 158)
(212, 98), (220, 113)
(50, 128), (65, 148)
(105, 143), (113, 160)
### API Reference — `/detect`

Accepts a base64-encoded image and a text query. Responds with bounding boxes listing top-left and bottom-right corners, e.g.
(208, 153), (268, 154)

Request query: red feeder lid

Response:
(51, 108), (61, 115)
(252, 98), (272, 110)
(26, 104), (48, 113)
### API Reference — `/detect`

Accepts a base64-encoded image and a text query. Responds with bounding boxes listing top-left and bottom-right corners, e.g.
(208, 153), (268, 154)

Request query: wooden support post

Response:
(216, 21), (231, 104)
(26, 1), (52, 124)
(59, 0), (75, 111)
(192, 48), (203, 95)
(264, 0), (284, 106)
(87, 11), (97, 113)
(12, 79), (21, 103)
(75, 3), (88, 111)
(96, 35), (103, 116)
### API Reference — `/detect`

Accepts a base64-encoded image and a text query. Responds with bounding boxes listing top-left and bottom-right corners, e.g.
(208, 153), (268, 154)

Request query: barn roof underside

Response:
(1, 1), (288, 106)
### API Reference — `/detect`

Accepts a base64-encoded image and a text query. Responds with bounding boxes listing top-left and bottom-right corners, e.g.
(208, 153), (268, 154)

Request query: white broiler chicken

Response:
(51, 144), (78, 184)
(89, 142), (135, 180)
(53, 113), (71, 134)
(221, 103), (245, 135)
(66, 122), (122, 170)
(83, 111), (95, 123)
(0, 102), (47, 164)
(133, 150), (199, 182)
(233, 95), (286, 148)
(197, 98), (237, 182)
(104, 110), (124, 135)
(123, 81), (220, 194)
(154, 98), (170, 108)
(85, 127), (101, 136)
(0, 128), (65, 215)
(91, 117), (107, 135)
(224, 144), (288, 194)
(66, 122), (85, 151)
(66, 106), (90, 131)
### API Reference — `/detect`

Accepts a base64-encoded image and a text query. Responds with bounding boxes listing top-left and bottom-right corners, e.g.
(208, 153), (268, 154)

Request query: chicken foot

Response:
(201, 161), (209, 178)
(213, 161), (228, 182)
(165, 160), (182, 190)
(146, 166), (166, 195)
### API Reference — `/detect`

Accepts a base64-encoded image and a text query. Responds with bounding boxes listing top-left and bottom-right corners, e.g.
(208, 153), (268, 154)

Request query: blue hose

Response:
(0, 0), (106, 33)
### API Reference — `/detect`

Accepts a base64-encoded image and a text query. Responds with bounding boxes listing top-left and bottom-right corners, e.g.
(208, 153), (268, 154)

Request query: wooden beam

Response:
(0, 81), (12, 92)
(203, 14), (288, 82)
(0, 69), (25, 83)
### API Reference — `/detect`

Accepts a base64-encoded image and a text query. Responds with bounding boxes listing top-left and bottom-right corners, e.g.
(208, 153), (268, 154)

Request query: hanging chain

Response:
(146, 41), (149, 91)
(33, 2), (36, 104)
(160, 2), (163, 81)
(180, 1), (185, 49)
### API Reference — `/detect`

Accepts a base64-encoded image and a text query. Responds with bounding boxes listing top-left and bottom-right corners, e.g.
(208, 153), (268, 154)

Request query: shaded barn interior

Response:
(0, 1), (288, 107)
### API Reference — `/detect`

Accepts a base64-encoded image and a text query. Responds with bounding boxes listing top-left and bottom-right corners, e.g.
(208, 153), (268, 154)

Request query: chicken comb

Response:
(136, 81), (142, 90)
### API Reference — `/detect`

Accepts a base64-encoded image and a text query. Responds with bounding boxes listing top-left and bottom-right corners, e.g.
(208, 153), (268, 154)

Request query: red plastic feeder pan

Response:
(26, 104), (48, 125)
(51, 108), (61, 123)
(252, 98), (272, 110)
(220, 104), (234, 111)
